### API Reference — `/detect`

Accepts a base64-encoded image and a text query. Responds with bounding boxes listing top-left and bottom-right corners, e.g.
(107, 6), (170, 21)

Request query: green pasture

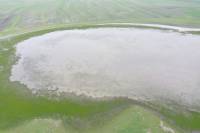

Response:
(0, 0), (200, 36)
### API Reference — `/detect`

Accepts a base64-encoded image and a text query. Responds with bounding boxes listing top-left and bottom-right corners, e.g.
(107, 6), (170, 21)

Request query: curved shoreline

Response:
(10, 27), (200, 110)
(1, 23), (200, 40)
(97, 23), (200, 32)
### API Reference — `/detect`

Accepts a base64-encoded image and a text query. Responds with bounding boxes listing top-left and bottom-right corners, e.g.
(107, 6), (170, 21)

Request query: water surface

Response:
(10, 28), (200, 108)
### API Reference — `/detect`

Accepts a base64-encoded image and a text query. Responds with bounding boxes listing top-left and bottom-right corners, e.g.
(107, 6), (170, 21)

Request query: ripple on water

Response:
(10, 28), (200, 107)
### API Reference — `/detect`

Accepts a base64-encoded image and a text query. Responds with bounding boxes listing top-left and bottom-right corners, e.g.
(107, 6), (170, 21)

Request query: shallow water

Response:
(10, 28), (200, 108)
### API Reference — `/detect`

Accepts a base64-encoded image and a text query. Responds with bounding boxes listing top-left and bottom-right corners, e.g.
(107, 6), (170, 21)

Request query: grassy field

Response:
(0, 106), (180, 133)
(1, 0), (200, 36)
(1, 0), (200, 132)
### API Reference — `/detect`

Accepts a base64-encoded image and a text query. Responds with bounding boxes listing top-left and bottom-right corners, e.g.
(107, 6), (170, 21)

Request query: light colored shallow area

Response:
(10, 28), (200, 108)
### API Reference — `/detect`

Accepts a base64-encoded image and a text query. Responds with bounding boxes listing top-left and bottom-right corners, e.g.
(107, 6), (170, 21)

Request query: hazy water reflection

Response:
(10, 28), (200, 107)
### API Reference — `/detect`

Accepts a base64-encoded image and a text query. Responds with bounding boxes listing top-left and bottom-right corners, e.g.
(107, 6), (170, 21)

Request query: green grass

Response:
(0, 0), (200, 36)
(0, 106), (180, 133)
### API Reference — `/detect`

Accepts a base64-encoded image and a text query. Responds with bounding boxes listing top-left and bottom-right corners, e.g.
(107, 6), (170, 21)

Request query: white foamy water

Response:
(10, 28), (200, 107)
